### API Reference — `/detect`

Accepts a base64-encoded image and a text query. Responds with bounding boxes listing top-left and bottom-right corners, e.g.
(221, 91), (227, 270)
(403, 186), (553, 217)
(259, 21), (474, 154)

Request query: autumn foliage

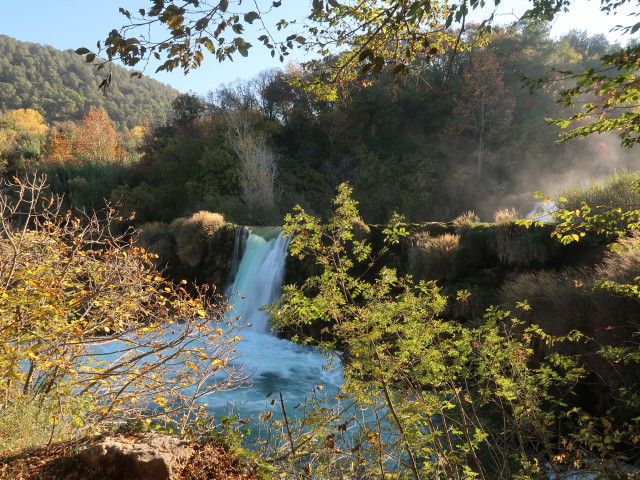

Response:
(0, 175), (245, 445)
(45, 108), (127, 165)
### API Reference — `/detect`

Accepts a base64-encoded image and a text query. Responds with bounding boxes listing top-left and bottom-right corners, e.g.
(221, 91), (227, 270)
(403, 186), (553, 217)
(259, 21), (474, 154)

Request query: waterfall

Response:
(227, 229), (291, 333)
(225, 226), (250, 292)
(209, 227), (342, 418)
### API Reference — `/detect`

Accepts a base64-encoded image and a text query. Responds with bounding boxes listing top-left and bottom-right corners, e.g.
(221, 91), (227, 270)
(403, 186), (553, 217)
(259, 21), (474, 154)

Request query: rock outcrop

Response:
(79, 433), (194, 480)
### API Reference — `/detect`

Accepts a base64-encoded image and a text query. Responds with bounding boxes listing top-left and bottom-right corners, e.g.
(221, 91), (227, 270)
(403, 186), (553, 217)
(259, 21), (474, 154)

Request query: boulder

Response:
(79, 433), (194, 480)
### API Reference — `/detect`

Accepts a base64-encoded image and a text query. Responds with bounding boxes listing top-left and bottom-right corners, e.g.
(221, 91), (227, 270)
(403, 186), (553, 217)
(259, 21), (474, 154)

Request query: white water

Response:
(208, 229), (343, 419)
(526, 200), (557, 222)
(227, 230), (290, 334)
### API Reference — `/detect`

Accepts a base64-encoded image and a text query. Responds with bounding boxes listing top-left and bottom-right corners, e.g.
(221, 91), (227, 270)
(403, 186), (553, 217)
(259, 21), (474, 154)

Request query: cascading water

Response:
(207, 228), (342, 418)
(227, 228), (290, 333)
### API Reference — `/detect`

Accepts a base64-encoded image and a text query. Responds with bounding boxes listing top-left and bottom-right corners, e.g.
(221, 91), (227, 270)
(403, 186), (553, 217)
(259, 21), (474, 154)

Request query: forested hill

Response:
(0, 35), (178, 129)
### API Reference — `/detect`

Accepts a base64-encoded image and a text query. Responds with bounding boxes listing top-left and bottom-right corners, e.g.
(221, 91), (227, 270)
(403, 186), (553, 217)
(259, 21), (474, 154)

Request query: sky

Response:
(0, 0), (637, 95)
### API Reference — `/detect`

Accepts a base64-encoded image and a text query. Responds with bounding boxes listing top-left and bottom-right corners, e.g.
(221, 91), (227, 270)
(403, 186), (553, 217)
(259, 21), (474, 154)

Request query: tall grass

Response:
(408, 232), (460, 281)
(494, 208), (552, 266)
(595, 231), (640, 283)
(41, 160), (134, 212)
(558, 170), (640, 212)
(453, 210), (480, 234)
(0, 396), (71, 451)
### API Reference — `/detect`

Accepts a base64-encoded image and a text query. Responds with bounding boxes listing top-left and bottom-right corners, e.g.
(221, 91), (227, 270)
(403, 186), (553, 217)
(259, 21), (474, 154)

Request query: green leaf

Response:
(244, 11), (260, 24)
(234, 38), (251, 57)
(75, 48), (91, 55)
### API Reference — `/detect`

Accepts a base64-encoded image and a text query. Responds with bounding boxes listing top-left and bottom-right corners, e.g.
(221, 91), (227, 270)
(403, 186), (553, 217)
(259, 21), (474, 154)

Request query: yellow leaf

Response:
(153, 396), (169, 407)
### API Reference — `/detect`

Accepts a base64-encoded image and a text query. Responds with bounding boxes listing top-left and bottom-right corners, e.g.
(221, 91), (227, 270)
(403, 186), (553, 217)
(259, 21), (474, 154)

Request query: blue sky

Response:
(1, 0), (636, 95)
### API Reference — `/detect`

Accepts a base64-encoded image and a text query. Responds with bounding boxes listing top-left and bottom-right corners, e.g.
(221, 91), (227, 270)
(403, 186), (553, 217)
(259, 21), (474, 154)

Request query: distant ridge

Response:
(0, 35), (179, 130)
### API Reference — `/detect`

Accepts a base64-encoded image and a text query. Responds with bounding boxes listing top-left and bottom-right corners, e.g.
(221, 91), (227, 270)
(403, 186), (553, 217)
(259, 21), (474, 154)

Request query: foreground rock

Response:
(0, 431), (260, 480)
(79, 433), (193, 480)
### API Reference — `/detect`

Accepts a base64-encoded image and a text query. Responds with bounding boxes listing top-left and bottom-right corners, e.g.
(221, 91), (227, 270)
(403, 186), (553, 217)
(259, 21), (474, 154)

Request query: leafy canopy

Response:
(87, 0), (640, 143)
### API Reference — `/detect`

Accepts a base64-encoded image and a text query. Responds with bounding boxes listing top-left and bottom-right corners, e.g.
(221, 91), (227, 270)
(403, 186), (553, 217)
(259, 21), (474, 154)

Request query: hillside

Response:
(0, 35), (178, 129)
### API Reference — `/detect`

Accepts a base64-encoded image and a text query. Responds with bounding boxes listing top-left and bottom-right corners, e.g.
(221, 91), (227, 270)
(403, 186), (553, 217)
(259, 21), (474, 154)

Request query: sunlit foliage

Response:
(0, 175), (246, 441)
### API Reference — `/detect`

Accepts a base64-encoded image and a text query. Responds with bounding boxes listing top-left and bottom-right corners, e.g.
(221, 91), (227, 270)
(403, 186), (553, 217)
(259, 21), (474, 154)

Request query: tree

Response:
(171, 92), (205, 127)
(449, 49), (515, 175)
(225, 110), (279, 214)
(74, 107), (125, 163)
(0, 108), (49, 172)
(86, 0), (640, 146)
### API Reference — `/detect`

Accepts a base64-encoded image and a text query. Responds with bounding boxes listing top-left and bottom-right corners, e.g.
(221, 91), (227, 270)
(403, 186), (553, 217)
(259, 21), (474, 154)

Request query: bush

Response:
(494, 214), (552, 266)
(171, 210), (225, 267)
(269, 184), (638, 480)
(408, 232), (460, 281)
(0, 176), (244, 443)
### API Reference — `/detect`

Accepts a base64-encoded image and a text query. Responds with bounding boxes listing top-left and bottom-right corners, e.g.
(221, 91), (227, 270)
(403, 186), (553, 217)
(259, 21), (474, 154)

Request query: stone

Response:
(79, 432), (194, 480)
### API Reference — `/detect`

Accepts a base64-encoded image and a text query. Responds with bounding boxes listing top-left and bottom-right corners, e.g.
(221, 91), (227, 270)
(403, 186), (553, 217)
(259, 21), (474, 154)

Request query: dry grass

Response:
(351, 216), (370, 242)
(595, 231), (640, 283)
(453, 210), (480, 233)
(494, 220), (550, 267)
(493, 207), (517, 224)
(171, 211), (225, 267)
(408, 232), (460, 281)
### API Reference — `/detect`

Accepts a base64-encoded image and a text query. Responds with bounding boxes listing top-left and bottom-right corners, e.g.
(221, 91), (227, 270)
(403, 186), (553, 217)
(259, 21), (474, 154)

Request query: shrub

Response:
(269, 184), (635, 480)
(0, 176), (243, 443)
(408, 232), (460, 281)
(494, 214), (552, 266)
(172, 210), (225, 267)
